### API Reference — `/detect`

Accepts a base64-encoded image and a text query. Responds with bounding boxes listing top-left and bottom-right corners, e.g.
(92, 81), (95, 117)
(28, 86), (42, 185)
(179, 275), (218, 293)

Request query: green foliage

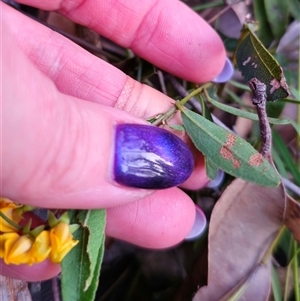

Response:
(180, 106), (281, 187)
(206, 91), (291, 125)
(199, 94), (219, 180)
(287, 0), (300, 20)
(61, 210), (106, 301)
(235, 24), (290, 101)
(253, 0), (274, 47)
(272, 131), (300, 185)
(264, 0), (289, 39)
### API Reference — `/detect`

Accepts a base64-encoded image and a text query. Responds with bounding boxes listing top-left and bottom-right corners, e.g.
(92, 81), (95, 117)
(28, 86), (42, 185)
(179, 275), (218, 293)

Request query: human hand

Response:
(1, 0), (227, 281)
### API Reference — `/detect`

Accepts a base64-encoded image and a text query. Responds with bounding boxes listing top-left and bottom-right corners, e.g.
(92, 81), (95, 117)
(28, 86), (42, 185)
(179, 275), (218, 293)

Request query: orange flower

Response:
(28, 230), (52, 265)
(49, 222), (79, 263)
(4, 234), (33, 265)
(0, 198), (22, 232)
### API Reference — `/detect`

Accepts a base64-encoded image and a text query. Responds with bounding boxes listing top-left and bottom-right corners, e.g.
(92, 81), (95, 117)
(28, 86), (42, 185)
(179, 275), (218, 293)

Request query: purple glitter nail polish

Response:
(114, 124), (194, 189)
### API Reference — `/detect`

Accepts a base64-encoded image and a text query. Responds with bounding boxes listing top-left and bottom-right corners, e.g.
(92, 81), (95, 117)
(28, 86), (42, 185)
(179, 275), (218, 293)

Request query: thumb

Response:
(2, 28), (194, 209)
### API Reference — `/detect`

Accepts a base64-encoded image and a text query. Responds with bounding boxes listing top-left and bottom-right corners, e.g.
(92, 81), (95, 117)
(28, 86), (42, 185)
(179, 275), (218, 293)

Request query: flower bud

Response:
(0, 232), (19, 258)
(0, 198), (22, 232)
(4, 235), (33, 265)
(28, 230), (52, 264)
(49, 222), (79, 263)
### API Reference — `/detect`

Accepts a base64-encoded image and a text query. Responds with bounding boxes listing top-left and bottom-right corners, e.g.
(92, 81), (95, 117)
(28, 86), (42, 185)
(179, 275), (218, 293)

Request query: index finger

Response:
(15, 0), (226, 82)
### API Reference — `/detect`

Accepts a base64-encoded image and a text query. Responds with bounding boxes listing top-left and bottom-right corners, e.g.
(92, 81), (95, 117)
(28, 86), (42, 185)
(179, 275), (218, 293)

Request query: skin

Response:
(1, 0), (226, 280)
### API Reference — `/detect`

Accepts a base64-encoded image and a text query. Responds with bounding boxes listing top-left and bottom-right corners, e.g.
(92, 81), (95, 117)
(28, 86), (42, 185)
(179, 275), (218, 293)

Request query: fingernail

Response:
(185, 205), (207, 241)
(212, 57), (234, 83)
(114, 124), (194, 189)
(206, 170), (225, 189)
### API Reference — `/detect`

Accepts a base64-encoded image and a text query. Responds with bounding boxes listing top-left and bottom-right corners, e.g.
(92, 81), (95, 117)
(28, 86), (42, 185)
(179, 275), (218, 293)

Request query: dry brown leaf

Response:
(193, 179), (286, 301)
(0, 275), (32, 301)
(217, 262), (271, 301)
(284, 195), (300, 242)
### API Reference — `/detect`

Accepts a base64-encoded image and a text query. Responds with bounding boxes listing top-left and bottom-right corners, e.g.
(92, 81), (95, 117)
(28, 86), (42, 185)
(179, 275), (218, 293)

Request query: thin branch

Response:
(248, 78), (271, 158)
(0, 211), (22, 230)
(281, 178), (300, 196)
(165, 75), (233, 132)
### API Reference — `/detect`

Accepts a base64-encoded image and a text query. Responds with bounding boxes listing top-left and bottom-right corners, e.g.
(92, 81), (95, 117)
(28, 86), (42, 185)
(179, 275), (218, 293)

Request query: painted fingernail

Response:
(114, 124), (194, 189)
(212, 57), (234, 83)
(185, 205), (207, 241)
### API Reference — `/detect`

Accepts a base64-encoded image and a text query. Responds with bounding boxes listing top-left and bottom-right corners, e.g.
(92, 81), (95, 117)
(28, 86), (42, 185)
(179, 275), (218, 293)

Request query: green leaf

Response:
(61, 209), (106, 301)
(168, 124), (185, 131)
(205, 157), (219, 181)
(264, 0), (289, 39)
(206, 94), (291, 125)
(253, 0), (274, 47)
(199, 93), (219, 180)
(273, 131), (300, 185)
(234, 23), (290, 101)
(180, 107), (280, 187)
(271, 264), (282, 301)
(199, 93), (213, 122)
(271, 148), (288, 178)
(287, 0), (300, 20)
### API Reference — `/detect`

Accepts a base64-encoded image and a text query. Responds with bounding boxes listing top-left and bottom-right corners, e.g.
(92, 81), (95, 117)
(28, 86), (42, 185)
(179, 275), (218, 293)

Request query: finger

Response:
(0, 189), (195, 281)
(2, 23), (201, 208)
(14, 0), (226, 83)
(3, 7), (207, 189)
(2, 26), (150, 208)
(106, 188), (196, 248)
(0, 259), (60, 281)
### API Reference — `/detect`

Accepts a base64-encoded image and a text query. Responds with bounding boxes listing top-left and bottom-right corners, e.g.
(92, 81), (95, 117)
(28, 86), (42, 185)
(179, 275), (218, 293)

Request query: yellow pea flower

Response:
(0, 232), (19, 258)
(28, 230), (52, 265)
(0, 198), (22, 232)
(4, 234), (33, 265)
(0, 198), (19, 208)
(49, 222), (79, 263)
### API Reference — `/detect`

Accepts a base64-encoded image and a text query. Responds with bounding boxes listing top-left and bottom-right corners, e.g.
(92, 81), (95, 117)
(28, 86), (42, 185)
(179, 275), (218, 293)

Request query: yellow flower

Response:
(28, 230), (52, 264)
(4, 234), (33, 265)
(49, 222), (79, 263)
(0, 198), (19, 209)
(0, 232), (19, 258)
(0, 198), (22, 232)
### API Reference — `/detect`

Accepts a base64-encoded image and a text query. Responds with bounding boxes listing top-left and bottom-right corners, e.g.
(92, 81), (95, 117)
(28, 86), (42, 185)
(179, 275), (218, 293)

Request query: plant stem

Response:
(150, 82), (211, 126)
(167, 75), (233, 131)
(150, 107), (178, 126)
(248, 78), (272, 158)
(255, 101), (272, 157)
(0, 211), (22, 230)
(178, 83), (212, 106)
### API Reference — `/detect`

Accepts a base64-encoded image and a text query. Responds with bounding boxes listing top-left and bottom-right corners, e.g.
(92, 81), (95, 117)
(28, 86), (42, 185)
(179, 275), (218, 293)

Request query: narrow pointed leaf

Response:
(200, 94), (219, 180)
(206, 94), (291, 125)
(205, 157), (219, 181)
(61, 209), (106, 301)
(234, 23), (290, 101)
(168, 124), (185, 131)
(264, 0), (289, 39)
(253, 0), (274, 47)
(181, 108), (280, 186)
